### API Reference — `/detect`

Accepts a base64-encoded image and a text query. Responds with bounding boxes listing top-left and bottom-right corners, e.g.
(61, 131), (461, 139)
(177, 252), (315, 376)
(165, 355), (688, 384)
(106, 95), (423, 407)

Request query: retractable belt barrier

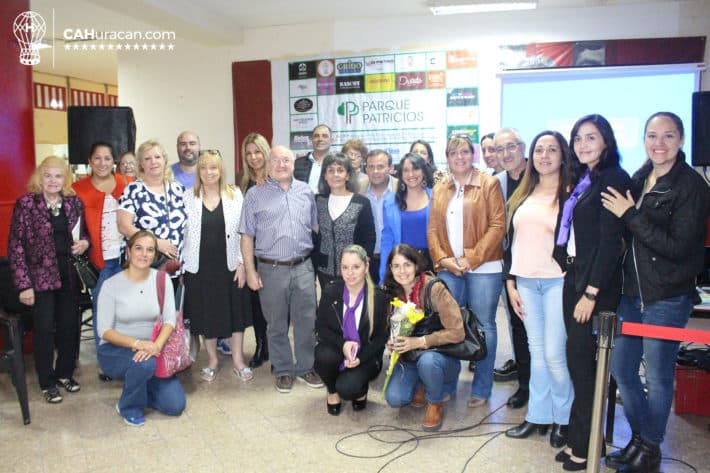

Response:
(586, 312), (710, 473)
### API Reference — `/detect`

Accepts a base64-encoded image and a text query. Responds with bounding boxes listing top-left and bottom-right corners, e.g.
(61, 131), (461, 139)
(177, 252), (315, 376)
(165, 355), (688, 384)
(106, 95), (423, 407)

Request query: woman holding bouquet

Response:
(383, 244), (464, 431)
(313, 244), (389, 416)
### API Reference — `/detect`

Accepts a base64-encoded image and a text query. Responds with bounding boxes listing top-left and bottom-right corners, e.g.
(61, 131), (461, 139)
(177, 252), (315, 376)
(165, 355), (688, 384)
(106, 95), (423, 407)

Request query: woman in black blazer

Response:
(552, 114), (631, 471)
(314, 244), (388, 416)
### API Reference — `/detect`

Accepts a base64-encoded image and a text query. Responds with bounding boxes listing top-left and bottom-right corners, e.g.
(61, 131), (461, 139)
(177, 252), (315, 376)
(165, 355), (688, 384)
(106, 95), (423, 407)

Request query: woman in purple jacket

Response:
(8, 156), (89, 404)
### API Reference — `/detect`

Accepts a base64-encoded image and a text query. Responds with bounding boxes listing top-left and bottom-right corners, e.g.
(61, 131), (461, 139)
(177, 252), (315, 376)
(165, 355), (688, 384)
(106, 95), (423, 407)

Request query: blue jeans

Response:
(92, 258), (123, 351)
(97, 343), (186, 419)
(438, 270), (501, 399)
(385, 351), (461, 405)
(610, 294), (692, 444)
(516, 277), (573, 425)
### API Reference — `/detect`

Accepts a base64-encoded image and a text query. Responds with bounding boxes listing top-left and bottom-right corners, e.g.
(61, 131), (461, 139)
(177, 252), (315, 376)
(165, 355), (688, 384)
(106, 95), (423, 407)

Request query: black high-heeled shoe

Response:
(505, 421), (549, 439)
(352, 396), (367, 411)
(327, 401), (342, 416)
(550, 423), (568, 448)
(555, 449), (570, 463)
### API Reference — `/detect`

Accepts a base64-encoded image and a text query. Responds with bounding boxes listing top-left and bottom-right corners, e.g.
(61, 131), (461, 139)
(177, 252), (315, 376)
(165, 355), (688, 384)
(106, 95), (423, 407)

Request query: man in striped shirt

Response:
(239, 145), (324, 393)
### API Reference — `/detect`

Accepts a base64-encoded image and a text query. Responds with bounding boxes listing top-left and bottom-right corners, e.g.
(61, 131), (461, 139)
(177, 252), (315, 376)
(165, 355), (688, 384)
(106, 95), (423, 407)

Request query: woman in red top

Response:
(73, 142), (133, 379)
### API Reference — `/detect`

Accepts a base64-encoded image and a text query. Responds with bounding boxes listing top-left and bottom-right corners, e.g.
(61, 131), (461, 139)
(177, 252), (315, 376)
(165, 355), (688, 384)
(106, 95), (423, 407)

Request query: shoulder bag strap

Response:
(423, 277), (448, 313)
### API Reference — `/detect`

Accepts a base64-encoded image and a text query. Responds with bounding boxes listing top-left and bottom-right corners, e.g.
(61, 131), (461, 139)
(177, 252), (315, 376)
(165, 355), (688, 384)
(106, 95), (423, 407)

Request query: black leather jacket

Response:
(621, 158), (710, 306)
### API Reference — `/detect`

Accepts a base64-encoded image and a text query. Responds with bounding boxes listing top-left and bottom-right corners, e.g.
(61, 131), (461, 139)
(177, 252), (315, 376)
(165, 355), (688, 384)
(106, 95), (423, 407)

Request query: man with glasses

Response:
(360, 149), (399, 284)
(239, 145), (323, 393)
(294, 124), (332, 193)
(493, 127), (531, 409)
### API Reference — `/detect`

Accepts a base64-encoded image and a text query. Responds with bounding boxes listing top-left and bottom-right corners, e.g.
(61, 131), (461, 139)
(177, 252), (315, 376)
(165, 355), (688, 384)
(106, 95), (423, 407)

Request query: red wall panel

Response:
(1, 0), (35, 257)
(232, 60), (272, 177)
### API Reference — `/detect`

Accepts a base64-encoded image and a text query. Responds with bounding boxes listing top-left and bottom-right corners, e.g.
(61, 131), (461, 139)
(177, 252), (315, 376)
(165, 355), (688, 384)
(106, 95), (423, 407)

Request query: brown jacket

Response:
(427, 169), (505, 271)
(420, 275), (465, 348)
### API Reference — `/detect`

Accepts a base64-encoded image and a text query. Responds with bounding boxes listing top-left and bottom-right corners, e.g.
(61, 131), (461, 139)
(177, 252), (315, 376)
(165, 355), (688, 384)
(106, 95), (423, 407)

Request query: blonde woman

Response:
(237, 133), (270, 368)
(8, 156), (89, 403)
(117, 140), (187, 280)
(184, 150), (253, 382)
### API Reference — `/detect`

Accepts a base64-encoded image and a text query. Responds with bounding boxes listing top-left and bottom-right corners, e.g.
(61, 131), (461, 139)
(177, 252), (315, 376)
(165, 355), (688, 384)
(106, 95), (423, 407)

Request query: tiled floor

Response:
(1, 306), (708, 473)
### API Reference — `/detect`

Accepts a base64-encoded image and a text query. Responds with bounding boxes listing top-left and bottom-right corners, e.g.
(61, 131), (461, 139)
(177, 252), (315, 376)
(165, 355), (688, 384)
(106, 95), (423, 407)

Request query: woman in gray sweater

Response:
(96, 230), (186, 427)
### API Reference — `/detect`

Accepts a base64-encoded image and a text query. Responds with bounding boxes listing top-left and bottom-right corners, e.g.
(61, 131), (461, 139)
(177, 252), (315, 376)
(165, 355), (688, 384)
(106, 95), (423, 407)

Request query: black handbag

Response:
(70, 254), (99, 289)
(402, 278), (487, 362)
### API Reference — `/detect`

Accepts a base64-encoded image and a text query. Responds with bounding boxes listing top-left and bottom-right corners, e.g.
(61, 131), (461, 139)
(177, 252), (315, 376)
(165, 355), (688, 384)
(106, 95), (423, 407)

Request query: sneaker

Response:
(216, 338), (232, 355)
(297, 371), (324, 388)
(56, 377), (81, 393)
(116, 403), (145, 427)
(493, 359), (518, 382)
(275, 375), (294, 393)
(43, 387), (63, 404)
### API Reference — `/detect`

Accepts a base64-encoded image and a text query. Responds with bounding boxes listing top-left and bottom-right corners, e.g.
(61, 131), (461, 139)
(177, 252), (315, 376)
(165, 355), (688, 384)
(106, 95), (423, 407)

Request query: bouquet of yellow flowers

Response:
(382, 298), (425, 396)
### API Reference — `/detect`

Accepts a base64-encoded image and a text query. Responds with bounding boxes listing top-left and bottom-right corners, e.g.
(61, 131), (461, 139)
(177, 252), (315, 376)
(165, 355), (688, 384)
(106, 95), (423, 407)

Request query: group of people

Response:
(7, 113), (708, 472)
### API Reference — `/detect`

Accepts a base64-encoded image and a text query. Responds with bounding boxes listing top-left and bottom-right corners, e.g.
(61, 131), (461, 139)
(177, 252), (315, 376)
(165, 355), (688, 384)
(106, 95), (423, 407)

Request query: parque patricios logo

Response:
(13, 11), (46, 65)
(337, 101), (360, 124)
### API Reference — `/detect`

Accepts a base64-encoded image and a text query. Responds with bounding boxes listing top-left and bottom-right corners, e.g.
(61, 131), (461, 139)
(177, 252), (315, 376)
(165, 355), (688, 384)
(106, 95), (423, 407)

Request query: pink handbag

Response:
(151, 271), (192, 378)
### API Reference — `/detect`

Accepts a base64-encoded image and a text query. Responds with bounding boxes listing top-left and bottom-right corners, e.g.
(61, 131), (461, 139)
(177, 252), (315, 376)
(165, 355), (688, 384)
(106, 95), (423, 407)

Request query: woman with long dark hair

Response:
(378, 152), (433, 283)
(552, 114), (631, 471)
(410, 140), (436, 187)
(602, 112), (709, 473)
(503, 131), (573, 448)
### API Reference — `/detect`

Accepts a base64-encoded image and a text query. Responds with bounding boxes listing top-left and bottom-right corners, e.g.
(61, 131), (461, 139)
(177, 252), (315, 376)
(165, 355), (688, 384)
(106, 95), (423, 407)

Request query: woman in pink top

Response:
(502, 131), (574, 451)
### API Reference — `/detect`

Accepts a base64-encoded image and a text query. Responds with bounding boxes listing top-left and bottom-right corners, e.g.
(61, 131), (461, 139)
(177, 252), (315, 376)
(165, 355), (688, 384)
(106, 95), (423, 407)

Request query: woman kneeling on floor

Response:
(96, 230), (186, 426)
(382, 244), (464, 431)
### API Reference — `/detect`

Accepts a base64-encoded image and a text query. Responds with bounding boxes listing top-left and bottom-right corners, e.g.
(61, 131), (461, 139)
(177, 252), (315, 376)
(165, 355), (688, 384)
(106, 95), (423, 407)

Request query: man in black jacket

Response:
(294, 124), (332, 193)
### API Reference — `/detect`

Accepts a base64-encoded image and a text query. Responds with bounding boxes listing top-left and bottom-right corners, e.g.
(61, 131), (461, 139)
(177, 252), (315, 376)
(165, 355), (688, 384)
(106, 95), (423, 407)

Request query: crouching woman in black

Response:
(314, 244), (388, 415)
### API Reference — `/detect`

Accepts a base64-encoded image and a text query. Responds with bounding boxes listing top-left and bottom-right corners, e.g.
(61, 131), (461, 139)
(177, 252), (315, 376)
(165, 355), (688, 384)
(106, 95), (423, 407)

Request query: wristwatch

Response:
(583, 291), (597, 301)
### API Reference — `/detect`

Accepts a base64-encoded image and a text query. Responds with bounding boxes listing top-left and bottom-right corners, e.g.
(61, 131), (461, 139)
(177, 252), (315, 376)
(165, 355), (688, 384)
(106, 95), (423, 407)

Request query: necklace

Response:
(45, 196), (62, 216)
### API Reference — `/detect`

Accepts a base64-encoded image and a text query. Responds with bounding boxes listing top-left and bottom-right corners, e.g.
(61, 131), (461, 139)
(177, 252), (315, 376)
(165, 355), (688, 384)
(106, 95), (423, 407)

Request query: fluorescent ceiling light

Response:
(430, 2), (537, 15)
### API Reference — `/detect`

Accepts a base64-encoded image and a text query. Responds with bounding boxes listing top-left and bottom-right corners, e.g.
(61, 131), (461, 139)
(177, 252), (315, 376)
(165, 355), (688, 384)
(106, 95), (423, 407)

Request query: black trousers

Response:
(249, 288), (267, 343)
(33, 285), (79, 390)
(313, 343), (381, 400)
(503, 286), (531, 389)
(563, 265), (619, 458)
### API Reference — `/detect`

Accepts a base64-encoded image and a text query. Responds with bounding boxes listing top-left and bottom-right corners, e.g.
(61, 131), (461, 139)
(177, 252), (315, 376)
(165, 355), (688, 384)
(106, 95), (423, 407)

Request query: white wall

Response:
(118, 0), (710, 182)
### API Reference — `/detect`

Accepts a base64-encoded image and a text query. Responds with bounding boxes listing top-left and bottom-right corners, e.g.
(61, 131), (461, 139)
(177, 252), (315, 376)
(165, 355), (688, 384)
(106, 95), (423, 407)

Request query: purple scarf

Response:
(556, 170), (592, 246)
(340, 285), (364, 371)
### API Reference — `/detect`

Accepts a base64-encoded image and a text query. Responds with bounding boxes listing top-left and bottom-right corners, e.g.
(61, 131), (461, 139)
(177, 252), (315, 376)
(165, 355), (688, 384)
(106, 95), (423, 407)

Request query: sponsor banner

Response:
(335, 75), (365, 94)
(365, 55), (395, 74)
(291, 96), (316, 114)
(317, 77), (335, 95)
(447, 125), (480, 145)
(447, 87), (478, 107)
(290, 131), (312, 150)
(289, 78), (317, 97)
(426, 51), (446, 70)
(335, 58), (365, 76)
(427, 71), (446, 89)
(317, 59), (335, 78)
(289, 61), (317, 80)
(395, 53), (426, 72)
(447, 106), (479, 126)
(447, 50), (477, 68)
(446, 68), (477, 88)
(365, 73), (395, 93)
(290, 114), (318, 132)
(396, 72), (426, 90)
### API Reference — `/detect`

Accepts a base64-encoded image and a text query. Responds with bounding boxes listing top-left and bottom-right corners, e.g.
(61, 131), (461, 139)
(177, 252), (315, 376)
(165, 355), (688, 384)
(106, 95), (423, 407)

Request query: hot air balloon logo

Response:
(13, 11), (47, 66)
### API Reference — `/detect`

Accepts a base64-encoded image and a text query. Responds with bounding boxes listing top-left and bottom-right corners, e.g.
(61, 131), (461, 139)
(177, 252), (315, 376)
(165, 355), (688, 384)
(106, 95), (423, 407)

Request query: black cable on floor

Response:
(335, 402), (515, 473)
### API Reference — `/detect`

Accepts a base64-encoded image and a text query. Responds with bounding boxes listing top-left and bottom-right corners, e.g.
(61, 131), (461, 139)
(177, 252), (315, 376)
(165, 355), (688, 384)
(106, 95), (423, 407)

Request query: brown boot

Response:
(411, 385), (426, 408)
(422, 402), (443, 431)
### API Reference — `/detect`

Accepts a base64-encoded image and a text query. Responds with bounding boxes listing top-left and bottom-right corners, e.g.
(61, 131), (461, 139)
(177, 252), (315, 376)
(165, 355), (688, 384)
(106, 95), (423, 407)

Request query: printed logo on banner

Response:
(396, 72), (426, 90)
(427, 71), (446, 89)
(289, 78), (317, 97)
(290, 132), (312, 150)
(447, 88), (478, 107)
(289, 61), (317, 80)
(447, 50), (477, 68)
(447, 125), (480, 143)
(365, 55), (395, 74)
(291, 97), (315, 113)
(317, 59), (335, 77)
(336, 76), (365, 94)
(317, 77), (336, 95)
(335, 58), (364, 76)
(395, 53), (426, 73)
(337, 101), (360, 125)
(426, 51), (446, 70)
(365, 73), (395, 93)
(290, 114), (317, 132)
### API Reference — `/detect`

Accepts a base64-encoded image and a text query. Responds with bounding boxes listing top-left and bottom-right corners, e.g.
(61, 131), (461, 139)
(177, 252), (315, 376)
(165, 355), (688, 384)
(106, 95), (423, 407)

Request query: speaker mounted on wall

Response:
(692, 91), (710, 166)
(67, 106), (136, 165)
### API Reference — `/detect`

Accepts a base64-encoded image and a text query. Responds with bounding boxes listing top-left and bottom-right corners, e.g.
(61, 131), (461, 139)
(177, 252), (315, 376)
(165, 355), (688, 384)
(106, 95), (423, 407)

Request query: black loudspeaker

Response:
(67, 106), (136, 165)
(692, 91), (710, 166)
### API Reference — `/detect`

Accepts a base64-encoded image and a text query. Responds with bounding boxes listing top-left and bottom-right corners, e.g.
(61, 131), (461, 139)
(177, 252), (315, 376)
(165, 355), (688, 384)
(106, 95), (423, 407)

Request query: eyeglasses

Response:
(269, 158), (291, 165)
(447, 148), (473, 158)
(495, 142), (522, 155)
